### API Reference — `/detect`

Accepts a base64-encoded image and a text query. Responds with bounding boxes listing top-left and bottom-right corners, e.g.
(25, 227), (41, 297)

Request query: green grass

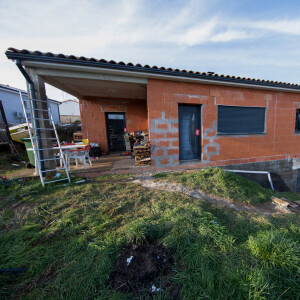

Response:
(247, 230), (300, 269)
(0, 150), (29, 177)
(0, 176), (299, 299)
(94, 173), (133, 181)
(153, 167), (300, 205)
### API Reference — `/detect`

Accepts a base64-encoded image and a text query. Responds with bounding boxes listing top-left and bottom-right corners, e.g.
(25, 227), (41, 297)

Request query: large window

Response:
(295, 110), (300, 132)
(217, 105), (266, 135)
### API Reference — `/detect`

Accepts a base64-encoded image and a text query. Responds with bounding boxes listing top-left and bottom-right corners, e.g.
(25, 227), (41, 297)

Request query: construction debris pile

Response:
(272, 196), (300, 213)
(133, 142), (151, 166)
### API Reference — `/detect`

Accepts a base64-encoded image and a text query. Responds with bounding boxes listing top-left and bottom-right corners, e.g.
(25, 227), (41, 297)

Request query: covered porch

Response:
(5, 49), (180, 177)
(37, 66), (149, 154)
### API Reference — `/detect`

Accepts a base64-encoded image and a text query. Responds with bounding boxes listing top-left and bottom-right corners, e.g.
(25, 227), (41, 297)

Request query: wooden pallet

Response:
(133, 144), (151, 166)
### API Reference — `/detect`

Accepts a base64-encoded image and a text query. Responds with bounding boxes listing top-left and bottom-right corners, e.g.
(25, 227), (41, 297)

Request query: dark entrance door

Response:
(178, 104), (201, 160)
(105, 112), (126, 152)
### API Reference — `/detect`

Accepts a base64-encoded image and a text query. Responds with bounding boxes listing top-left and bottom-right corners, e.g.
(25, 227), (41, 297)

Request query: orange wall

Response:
(79, 97), (147, 152)
(147, 78), (300, 168)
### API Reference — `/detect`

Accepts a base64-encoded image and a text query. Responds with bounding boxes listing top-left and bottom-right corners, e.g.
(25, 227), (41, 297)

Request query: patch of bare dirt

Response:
(109, 244), (180, 298)
(1, 200), (35, 231)
(11, 201), (34, 214)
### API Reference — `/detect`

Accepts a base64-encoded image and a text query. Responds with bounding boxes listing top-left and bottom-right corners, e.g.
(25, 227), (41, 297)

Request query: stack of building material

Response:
(133, 143), (151, 166)
(124, 135), (131, 151)
(271, 196), (300, 213)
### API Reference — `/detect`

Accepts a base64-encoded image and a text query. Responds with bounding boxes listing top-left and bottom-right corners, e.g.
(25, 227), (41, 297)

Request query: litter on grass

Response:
(126, 256), (134, 266)
(151, 285), (161, 293)
(75, 179), (86, 184)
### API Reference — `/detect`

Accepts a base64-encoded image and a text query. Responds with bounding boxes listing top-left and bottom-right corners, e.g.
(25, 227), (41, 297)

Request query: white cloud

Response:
(181, 19), (218, 46)
(0, 0), (300, 100)
(250, 19), (300, 35)
(210, 30), (251, 42)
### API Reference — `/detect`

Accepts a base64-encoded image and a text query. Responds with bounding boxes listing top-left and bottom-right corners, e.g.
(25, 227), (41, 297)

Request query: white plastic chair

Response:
(66, 145), (92, 170)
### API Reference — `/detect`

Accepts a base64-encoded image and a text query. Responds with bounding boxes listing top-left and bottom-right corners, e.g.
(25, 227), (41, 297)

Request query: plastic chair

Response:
(66, 145), (92, 170)
(59, 143), (76, 168)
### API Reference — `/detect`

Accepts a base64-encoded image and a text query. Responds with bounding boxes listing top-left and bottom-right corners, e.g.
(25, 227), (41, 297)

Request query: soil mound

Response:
(109, 244), (178, 296)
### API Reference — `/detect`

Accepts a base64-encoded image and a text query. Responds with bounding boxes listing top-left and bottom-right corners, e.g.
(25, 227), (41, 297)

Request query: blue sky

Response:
(0, 0), (300, 100)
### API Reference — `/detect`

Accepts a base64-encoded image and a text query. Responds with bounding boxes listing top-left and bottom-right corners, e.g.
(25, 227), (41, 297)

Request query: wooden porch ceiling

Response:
(43, 75), (147, 100)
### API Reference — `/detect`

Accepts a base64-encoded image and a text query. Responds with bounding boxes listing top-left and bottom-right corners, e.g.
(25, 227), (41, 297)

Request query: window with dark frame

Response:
(295, 109), (300, 132)
(217, 105), (266, 135)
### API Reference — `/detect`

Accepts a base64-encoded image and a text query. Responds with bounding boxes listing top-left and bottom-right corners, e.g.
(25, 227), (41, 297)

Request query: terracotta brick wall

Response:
(147, 78), (300, 168)
(79, 97), (147, 152)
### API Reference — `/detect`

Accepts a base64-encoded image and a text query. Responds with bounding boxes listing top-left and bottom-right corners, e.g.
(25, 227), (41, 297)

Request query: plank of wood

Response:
(138, 158), (151, 162)
(271, 197), (290, 207)
(272, 197), (299, 208)
(282, 198), (300, 208)
(133, 146), (150, 150)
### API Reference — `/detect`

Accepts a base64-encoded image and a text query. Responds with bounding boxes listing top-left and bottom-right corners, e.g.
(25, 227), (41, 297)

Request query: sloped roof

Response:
(0, 83), (27, 94)
(5, 47), (300, 91)
(0, 82), (60, 104)
(61, 99), (79, 103)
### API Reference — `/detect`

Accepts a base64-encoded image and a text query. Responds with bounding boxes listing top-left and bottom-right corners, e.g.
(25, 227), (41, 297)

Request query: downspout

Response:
(15, 59), (45, 176)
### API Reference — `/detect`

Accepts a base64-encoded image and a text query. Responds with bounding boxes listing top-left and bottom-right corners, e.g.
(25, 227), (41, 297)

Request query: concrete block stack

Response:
(124, 135), (131, 151)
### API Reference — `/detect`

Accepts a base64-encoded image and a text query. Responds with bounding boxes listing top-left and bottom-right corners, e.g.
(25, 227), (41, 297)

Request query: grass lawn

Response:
(0, 172), (299, 299)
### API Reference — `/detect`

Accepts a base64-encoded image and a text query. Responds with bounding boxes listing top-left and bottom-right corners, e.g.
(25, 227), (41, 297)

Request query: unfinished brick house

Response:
(6, 48), (300, 190)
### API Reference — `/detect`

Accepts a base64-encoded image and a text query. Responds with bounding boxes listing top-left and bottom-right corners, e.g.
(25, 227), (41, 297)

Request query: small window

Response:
(295, 110), (300, 132)
(108, 114), (124, 120)
(218, 105), (266, 135)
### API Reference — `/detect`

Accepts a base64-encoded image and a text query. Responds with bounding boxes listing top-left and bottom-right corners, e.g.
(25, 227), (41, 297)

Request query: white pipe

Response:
(224, 169), (274, 191)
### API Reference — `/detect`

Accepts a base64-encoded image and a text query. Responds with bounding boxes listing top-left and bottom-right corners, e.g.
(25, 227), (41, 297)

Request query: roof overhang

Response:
(17, 60), (148, 100)
(6, 50), (300, 96)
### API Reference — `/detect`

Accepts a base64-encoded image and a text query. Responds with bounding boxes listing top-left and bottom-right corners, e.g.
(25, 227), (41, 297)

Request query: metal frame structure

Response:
(19, 91), (70, 186)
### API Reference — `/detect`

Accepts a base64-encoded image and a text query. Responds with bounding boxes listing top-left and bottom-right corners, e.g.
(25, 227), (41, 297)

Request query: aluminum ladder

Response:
(19, 91), (71, 186)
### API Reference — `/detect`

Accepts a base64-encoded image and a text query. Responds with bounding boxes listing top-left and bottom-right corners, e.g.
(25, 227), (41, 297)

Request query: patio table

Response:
(28, 144), (87, 174)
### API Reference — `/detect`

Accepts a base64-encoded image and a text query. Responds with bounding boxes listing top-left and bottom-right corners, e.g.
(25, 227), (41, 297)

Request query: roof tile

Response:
(5, 48), (300, 90)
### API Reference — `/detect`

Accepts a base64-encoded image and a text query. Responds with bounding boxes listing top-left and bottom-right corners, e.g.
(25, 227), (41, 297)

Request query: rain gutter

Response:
(6, 51), (300, 93)
(15, 59), (45, 176)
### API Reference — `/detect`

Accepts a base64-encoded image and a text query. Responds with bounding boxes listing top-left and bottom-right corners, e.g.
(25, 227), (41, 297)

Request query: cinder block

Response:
(167, 149), (179, 156)
(166, 132), (178, 139)
(150, 132), (165, 139)
(154, 149), (164, 157)
(171, 140), (179, 147)
(159, 157), (170, 165)
(157, 140), (170, 147)
(157, 123), (169, 130)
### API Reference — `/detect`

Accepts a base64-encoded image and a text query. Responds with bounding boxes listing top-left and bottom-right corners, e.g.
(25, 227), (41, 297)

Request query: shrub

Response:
(56, 123), (81, 142)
